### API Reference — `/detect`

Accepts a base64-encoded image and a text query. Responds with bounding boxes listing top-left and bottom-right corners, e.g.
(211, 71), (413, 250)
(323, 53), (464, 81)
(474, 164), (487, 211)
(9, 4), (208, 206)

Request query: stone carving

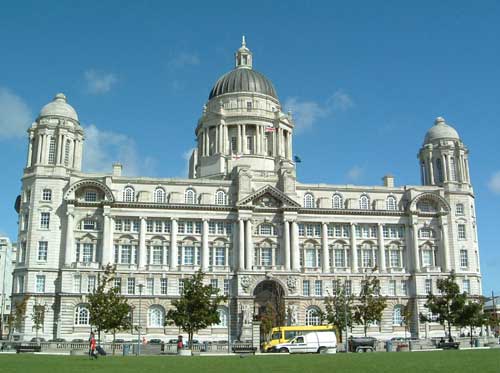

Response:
(256, 194), (279, 208)
(240, 303), (252, 325)
(240, 275), (251, 293)
(287, 305), (298, 325)
(286, 275), (298, 293)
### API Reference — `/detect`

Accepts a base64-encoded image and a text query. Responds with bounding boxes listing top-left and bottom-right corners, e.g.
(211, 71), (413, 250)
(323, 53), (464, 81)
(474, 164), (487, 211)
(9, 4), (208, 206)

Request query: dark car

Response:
(30, 337), (46, 343)
(149, 339), (163, 344)
(49, 338), (66, 343)
(168, 339), (178, 344)
(114, 339), (126, 343)
(71, 339), (85, 343)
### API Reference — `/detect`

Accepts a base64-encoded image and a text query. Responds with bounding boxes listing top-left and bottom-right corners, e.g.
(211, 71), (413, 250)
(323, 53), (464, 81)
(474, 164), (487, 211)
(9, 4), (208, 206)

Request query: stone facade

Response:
(12, 39), (481, 342)
(0, 237), (16, 337)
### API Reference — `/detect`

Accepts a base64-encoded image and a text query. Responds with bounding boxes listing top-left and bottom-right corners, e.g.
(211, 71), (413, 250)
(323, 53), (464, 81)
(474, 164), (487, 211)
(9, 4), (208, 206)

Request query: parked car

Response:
(348, 337), (377, 352)
(114, 339), (126, 343)
(30, 337), (46, 343)
(71, 339), (85, 343)
(273, 331), (337, 354)
(168, 339), (178, 344)
(149, 339), (163, 344)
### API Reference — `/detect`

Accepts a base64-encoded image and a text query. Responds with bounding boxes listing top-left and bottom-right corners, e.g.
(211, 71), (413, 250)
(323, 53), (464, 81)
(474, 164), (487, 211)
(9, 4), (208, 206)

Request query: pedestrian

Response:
(89, 332), (98, 359)
(177, 335), (184, 353)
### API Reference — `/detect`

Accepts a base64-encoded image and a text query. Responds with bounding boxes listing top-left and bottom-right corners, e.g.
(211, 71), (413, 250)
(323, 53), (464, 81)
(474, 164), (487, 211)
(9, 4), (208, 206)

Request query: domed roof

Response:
(209, 68), (278, 100)
(39, 93), (79, 121)
(424, 117), (460, 144)
(208, 37), (278, 100)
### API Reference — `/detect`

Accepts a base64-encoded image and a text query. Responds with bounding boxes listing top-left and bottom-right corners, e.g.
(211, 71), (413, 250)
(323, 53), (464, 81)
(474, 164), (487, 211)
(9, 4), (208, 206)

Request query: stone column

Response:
(202, 219), (209, 271)
(428, 155), (434, 184)
(237, 125), (242, 154)
(283, 221), (290, 270)
(102, 211), (111, 264)
(170, 219), (178, 270)
(378, 223), (386, 272)
(139, 217), (147, 269)
(321, 223), (329, 273)
(350, 223), (358, 273)
(242, 125), (247, 154)
(439, 215), (450, 271)
(26, 135), (33, 167)
(238, 219), (245, 270)
(64, 205), (75, 266)
(411, 221), (420, 272)
(245, 219), (253, 270)
(291, 221), (300, 270)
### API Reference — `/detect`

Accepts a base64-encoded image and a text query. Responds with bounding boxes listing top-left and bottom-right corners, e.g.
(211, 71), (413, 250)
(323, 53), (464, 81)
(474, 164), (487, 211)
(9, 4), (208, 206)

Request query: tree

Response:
(166, 270), (227, 346)
(12, 295), (30, 335)
(257, 283), (286, 340)
(88, 264), (131, 351)
(353, 275), (387, 337)
(420, 271), (466, 342)
(401, 303), (413, 339)
(323, 282), (354, 342)
(31, 303), (45, 343)
(456, 299), (488, 346)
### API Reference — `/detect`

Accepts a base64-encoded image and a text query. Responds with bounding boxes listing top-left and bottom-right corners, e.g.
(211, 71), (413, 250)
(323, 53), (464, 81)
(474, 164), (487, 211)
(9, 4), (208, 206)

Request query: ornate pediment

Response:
(237, 185), (300, 208)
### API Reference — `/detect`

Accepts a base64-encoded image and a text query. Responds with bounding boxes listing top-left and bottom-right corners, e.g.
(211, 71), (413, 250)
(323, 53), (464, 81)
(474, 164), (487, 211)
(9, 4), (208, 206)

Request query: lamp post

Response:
(137, 283), (144, 356)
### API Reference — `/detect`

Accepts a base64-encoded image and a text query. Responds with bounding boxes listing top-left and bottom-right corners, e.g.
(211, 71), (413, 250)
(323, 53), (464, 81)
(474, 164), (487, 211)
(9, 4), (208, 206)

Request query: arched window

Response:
(215, 307), (228, 328)
(436, 158), (443, 182)
(359, 195), (370, 210)
(303, 193), (315, 208)
(64, 139), (71, 166)
(148, 305), (165, 328)
(123, 187), (135, 202)
(305, 307), (321, 326)
(393, 305), (403, 325)
(185, 189), (196, 204)
(154, 188), (165, 203)
(386, 196), (397, 211)
(215, 190), (227, 205)
(332, 194), (343, 209)
(74, 304), (89, 325)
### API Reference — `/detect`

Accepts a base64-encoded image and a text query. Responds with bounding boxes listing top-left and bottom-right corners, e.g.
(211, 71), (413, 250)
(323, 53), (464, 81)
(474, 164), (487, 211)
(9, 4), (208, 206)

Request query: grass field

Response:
(0, 350), (499, 373)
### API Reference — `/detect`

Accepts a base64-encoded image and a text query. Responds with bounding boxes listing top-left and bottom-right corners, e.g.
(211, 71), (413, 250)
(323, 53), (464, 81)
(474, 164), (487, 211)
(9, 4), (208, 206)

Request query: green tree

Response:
(420, 271), (466, 342)
(12, 295), (30, 334)
(401, 303), (413, 339)
(323, 282), (353, 342)
(166, 270), (227, 346)
(88, 264), (131, 351)
(456, 299), (488, 346)
(31, 303), (45, 343)
(353, 275), (387, 336)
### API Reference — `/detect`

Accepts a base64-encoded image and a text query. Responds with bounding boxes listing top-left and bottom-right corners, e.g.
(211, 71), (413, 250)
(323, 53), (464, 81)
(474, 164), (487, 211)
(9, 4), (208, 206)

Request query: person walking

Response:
(89, 332), (98, 359)
(176, 335), (184, 354)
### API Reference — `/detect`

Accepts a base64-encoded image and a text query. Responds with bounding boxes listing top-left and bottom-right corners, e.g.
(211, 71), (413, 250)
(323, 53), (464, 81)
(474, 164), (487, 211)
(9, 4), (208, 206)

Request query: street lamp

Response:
(136, 283), (144, 356)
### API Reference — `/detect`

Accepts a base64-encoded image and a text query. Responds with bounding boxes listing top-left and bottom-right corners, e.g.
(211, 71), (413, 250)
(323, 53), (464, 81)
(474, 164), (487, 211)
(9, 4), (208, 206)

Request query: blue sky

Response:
(0, 1), (499, 294)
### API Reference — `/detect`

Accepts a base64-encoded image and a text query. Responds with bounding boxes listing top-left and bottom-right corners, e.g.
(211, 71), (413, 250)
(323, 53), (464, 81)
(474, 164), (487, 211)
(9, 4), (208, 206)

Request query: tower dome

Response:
(39, 93), (79, 121)
(208, 37), (278, 100)
(424, 116), (460, 144)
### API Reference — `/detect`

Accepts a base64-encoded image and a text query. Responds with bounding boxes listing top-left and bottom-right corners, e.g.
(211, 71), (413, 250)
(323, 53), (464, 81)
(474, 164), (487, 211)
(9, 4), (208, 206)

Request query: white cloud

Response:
(488, 171), (500, 194)
(168, 52), (200, 68)
(0, 87), (32, 139)
(83, 124), (156, 176)
(285, 90), (354, 132)
(84, 70), (118, 94)
(346, 165), (363, 182)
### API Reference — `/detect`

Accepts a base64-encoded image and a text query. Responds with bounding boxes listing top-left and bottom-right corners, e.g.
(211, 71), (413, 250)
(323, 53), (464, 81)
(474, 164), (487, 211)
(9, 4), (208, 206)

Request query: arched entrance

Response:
(253, 280), (286, 340)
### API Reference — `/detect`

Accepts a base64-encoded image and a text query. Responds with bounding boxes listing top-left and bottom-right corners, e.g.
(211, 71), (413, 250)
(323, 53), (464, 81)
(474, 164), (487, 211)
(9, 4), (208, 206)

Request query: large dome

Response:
(209, 68), (278, 100)
(39, 93), (79, 121)
(424, 117), (460, 144)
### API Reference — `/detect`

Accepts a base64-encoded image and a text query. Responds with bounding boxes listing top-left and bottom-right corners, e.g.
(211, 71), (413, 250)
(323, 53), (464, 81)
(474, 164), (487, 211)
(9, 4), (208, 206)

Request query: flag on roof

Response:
(265, 126), (275, 132)
(232, 153), (242, 160)
(294, 155), (302, 163)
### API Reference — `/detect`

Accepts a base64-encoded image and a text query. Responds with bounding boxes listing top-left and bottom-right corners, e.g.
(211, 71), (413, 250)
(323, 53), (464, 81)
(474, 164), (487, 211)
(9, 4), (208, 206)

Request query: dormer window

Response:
(246, 101), (252, 112)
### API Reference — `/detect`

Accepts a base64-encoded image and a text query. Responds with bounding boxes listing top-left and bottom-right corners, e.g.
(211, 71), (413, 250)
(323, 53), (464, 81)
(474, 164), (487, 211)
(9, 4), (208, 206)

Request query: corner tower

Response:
(191, 37), (295, 181)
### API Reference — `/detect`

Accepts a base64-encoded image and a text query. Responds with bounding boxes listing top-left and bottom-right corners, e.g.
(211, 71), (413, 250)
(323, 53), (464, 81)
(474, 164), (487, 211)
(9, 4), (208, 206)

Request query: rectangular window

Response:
(223, 279), (230, 296)
(210, 278), (218, 290)
(146, 220), (153, 232)
(215, 247), (225, 266)
(36, 275), (46, 293)
(303, 280), (310, 296)
(460, 250), (468, 268)
(87, 276), (96, 293)
(42, 189), (52, 201)
(196, 222), (202, 234)
(123, 219), (131, 232)
(231, 137), (237, 153)
(456, 204), (464, 215)
(462, 279), (470, 294)
(127, 278), (136, 294)
(186, 221), (193, 234)
(246, 101), (252, 111)
(183, 246), (194, 265)
(388, 280), (396, 296)
(132, 220), (140, 232)
(73, 275), (81, 293)
(390, 250), (400, 268)
(115, 219), (122, 231)
(179, 279), (184, 295)
(298, 224), (305, 237)
(48, 138), (56, 164)
(422, 250), (433, 267)
(40, 212), (50, 229)
(247, 136), (254, 153)
(37, 241), (48, 261)
(315, 280), (322, 296)
(305, 249), (316, 267)
(114, 277), (122, 293)
(425, 279), (432, 294)
(121, 245), (132, 264)
(345, 280), (352, 296)
(82, 243), (93, 263)
(306, 225), (314, 237)
(152, 246), (163, 265)
(458, 224), (466, 240)
(160, 278), (168, 295)
(327, 224), (334, 237)
(334, 249), (345, 267)
(261, 248), (272, 266)
(164, 221), (171, 233)
(82, 219), (96, 230)
(401, 280), (408, 296)
(209, 222), (216, 234)
(84, 191), (97, 202)
(178, 222), (185, 234)
(146, 278), (154, 295)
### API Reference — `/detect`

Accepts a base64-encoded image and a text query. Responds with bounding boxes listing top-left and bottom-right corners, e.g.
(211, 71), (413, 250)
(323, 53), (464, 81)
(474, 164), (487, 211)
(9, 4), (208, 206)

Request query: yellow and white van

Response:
(262, 325), (337, 352)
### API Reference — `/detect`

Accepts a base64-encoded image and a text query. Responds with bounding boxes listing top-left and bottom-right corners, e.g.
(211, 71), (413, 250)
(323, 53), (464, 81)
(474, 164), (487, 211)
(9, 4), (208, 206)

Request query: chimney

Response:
(383, 174), (394, 188)
(112, 163), (122, 177)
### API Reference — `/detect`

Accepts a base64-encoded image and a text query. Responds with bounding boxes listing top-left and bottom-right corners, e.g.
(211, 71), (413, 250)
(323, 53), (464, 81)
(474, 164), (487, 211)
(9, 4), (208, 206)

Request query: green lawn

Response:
(0, 350), (499, 373)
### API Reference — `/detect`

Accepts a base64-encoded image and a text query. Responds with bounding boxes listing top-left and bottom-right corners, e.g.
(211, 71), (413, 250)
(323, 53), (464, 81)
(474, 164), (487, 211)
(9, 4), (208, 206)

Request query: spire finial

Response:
(242, 35), (246, 47)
